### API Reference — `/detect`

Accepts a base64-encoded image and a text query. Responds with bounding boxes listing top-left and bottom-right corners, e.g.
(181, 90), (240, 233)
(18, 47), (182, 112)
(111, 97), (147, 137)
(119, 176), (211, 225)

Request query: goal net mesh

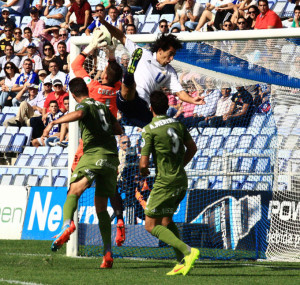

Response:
(71, 33), (300, 261)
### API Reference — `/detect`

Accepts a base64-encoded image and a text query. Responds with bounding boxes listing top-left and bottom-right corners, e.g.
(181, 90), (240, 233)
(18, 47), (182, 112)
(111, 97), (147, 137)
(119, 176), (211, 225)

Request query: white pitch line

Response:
(3, 253), (51, 257)
(0, 278), (46, 285)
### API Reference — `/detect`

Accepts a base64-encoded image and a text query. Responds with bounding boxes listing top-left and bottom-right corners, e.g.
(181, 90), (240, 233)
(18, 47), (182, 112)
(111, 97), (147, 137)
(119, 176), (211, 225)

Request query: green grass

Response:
(0, 240), (299, 285)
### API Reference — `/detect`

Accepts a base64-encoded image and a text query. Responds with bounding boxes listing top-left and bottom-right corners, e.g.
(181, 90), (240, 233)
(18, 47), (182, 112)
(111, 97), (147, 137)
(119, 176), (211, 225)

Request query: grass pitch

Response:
(0, 240), (299, 285)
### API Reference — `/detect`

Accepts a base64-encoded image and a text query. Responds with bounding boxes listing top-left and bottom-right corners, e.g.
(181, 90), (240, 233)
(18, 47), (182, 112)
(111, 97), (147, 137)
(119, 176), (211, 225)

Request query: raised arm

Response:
(100, 19), (126, 46)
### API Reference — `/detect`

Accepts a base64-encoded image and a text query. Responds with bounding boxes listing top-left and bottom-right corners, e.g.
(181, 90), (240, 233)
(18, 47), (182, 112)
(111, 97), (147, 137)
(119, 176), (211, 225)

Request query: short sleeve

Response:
(141, 127), (153, 156)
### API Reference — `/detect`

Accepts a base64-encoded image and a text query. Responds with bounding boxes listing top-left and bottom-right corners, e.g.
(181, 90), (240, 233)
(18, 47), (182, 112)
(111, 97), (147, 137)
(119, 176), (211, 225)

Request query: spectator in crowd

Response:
(126, 0), (142, 14)
(236, 16), (249, 30)
(119, 52), (130, 75)
(245, 5), (260, 29)
(195, 0), (234, 31)
(0, 8), (16, 33)
(27, 7), (46, 40)
(42, 43), (56, 74)
(45, 60), (67, 90)
(18, 27), (43, 58)
(19, 41), (43, 74)
(3, 83), (45, 127)
(200, 84), (233, 127)
(0, 44), (20, 77)
(55, 41), (69, 73)
(170, 0), (204, 31)
(0, 62), (19, 108)
(11, 83), (39, 107)
(58, 28), (69, 44)
(42, 78), (68, 125)
(119, 5), (135, 32)
(62, 0), (92, 34)
(171, 26), (180, 33)
(0, 24), (14, 56)
(48, 26), (61, 53)
(38, 69), (48, 91)
(32, 100), (64, 147)
(105, 6), (121, 29)
(0, 0), (25, 15)
(125, 23), (137, 34)
(66, 27), (79, 52)
(12, 59), (39, 94)
(158, 19), (169, 34)
(255, 0), (282, 29)
(222, 19), (233, 30)
(136, 0), (177, 15)
(291, 5), (300, 28)
(44, 0), (68, 28)
(211, 85), (255, 128)
(85, 4), (106, 36)
(12, 28), (26, 54)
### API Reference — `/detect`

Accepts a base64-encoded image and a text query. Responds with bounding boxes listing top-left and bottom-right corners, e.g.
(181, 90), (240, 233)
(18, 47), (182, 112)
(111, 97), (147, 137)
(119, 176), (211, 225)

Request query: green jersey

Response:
(141, 115), (192, 188)
(75, 98), (118, 155)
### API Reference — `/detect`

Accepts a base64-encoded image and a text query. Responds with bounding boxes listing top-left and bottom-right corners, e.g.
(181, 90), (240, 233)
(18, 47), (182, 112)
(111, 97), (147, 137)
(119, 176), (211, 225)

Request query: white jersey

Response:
(125, 38), (183, 105)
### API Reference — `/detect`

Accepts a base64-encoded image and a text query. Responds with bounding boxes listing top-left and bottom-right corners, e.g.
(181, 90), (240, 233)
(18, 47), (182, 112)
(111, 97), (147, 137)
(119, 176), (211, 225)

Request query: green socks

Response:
(63, 194), (79, 224)
(97, 211), (112, 254)
(151, 225), (191, 257)
(167, 222), (184, 262)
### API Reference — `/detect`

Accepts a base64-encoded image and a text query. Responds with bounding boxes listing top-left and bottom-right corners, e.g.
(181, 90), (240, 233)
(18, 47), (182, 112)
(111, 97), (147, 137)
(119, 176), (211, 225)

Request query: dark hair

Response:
(106, 61), (123, 84)
(108, 6), (118, 13)
(43, 42), (55, 56)
(69, 77), (89, 97)
(96, 3), (105, 9)
(63, 96), (69, 101)
(150, 90), (169, 115)
(258, 0), (268, 5)
(4, 24), (13, 31)
(24, 58), (33, 65)
(49, 100), (58, 106)
(122, 5), (131, 12)
(4, 62), (18, 78)
(151, 34), (182, 53)
(4, 44), (14, 52)
(171, 27), (180, 33)
(295, 5), (300, 12)
(49, 59), (58, 66)
(57, 41), (66, 48)
(159, 19), (168, 25)
(248, 5), (260, 14)
(24, 27), (32, 33)
(126, 24), (136, 31)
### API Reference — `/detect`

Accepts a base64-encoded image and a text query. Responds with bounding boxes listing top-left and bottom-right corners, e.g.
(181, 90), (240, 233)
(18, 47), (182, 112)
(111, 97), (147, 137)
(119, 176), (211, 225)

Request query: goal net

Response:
(68, 29), (300, 261)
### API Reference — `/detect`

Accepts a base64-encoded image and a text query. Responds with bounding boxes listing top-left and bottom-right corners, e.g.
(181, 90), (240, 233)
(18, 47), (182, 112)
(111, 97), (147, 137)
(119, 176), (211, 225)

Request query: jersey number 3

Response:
(167, 128), (179, 154)
(98, 109), (109, 131)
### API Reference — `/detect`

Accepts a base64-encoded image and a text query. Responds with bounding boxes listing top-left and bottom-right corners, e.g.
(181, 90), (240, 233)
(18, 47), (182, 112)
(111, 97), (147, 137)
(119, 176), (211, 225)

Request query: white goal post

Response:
(67, 28), (300, 260)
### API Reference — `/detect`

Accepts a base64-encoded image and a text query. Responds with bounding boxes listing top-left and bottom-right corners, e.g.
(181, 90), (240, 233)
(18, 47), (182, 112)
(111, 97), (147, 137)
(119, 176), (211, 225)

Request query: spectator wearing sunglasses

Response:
(119, 5), (135, 32)
(44, 0), (68, 28)
(158, 19), (169, 34)
(246, 5), (260, 29)
(0, 24), (14, 56)
(0, 44), (20, 77)
(85, 4), (106, 36)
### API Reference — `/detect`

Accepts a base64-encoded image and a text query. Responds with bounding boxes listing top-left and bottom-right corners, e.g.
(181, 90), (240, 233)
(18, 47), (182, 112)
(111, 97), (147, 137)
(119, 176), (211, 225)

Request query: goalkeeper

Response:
(139, 90), (199, 276)
(43, 77), (123, 269)
(70, 29), (126, 247)
(99, 17), (205, 128)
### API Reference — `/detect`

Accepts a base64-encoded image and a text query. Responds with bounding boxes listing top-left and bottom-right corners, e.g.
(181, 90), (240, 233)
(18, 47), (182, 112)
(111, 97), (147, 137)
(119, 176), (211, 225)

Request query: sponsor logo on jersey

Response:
(83, 76), (92, 85)
(95, 159), (117, 170)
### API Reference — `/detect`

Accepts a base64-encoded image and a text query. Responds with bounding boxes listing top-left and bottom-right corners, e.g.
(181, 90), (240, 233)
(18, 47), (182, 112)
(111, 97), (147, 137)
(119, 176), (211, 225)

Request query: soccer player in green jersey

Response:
(43, 77), (123, 269)
(139, 90), (199, 276)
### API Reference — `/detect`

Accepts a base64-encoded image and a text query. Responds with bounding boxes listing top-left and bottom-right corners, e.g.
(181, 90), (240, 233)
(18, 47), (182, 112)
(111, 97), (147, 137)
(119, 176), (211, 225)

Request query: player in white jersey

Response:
(100, 18), (204, 127)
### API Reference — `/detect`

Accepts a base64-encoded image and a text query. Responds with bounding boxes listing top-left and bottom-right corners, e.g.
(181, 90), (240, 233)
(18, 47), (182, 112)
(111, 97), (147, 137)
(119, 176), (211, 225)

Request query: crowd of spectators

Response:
(0, 0), (298, 148)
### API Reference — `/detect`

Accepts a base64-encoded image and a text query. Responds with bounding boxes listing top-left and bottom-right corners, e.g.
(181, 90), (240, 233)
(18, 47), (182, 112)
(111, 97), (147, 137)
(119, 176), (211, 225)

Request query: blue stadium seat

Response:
(49, 146), (63, 155)
(27, 175), (39, 186)
(160, 14), (174, 23)
(248, 148), (262, 156)
(283, 2), (296, 17)
(232, 175), (247, 185)
(208, 135), (224, 149)
(54, 176), (67, 187)
(6, 126), (19, 135)
(241, 181), (256, 190)
(249, 113), (267, 129)
(201, 149), (217, 157)
(39, 175), (50, 186)
(140, 22), (157, 33)
(62, 147), (68, 154)
(255, 181), (271, 191)
(40, 154), (58, 167)
(246, 175), (261, 183)
(260, 127), (276, 136)
(2, 113), (16, 124)
(223, 135), (240, 150)
(0, 126), (6, 135)
(197, 135), (210, 149)
(33, 169), (47, 179)
(231, 127), (246, 136)
(193, 177), (209, 189)
(246, 127), (260, 136)
(254, 157), (271, 173)
(23, 146), (36, 156)
(268, 134), (279, 149)
(146, 14), (160, 22)
(2, 106), (11, 114)
(6, 168), (20, 176)
(19, 168), (33, 176)
(0, 114), (4, 125)
(54, 154), (68, 167)
(238, 157), (255, 173)
(11, 133), (26, 153)
(237, 134), (254, 149)
(202, 127), (217, 136)
(277, 150), (292, 172)
(272, 0), (288, 16)
(211, 180), (223, 190)
(209, 156), (223, 171)
(59, 169), (68, 178)
(133, 14), (146, 24)
(13, 174), (27, 186)
(0, 174), (13, 185)
(0, 133), (13, 152)
(28, 154), (44, 167)
(0, 168), (8, 177)
(46, 169), (60, 178)
(216, 127), (231, 137)
(35, 146), (50, 155)
(252, 135), (269, 149)
(19, 127), (33, 145)
(193, 156), (210, 170)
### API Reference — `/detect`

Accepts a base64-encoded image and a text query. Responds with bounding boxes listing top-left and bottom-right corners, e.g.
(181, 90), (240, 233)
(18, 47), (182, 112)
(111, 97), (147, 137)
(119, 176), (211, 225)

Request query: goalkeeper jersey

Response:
(71, 54), (121, 118)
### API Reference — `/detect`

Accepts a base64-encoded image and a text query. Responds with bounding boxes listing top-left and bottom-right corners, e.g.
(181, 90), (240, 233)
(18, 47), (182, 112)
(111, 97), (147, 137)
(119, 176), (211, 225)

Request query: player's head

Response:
(49, 100), (59, 114)
(150, 90), (169, 116)
(69, 77), (89, 101)
(101, 61), (122, 85)
(151, 34), (182, 66)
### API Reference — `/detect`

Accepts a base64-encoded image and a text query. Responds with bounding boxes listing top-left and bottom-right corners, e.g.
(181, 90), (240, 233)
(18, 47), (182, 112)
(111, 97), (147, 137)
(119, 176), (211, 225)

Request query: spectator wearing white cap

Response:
(19, 41), (43, 74)
(44, 59), (67, 91)
(0, 8), (16, 35)
(11, 83), (39, 107)
(4, 84), (45, 127)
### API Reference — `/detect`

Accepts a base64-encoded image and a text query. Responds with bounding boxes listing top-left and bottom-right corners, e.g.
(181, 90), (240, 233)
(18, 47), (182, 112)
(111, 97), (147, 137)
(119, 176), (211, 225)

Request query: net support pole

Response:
(66, 41), (81, 257)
